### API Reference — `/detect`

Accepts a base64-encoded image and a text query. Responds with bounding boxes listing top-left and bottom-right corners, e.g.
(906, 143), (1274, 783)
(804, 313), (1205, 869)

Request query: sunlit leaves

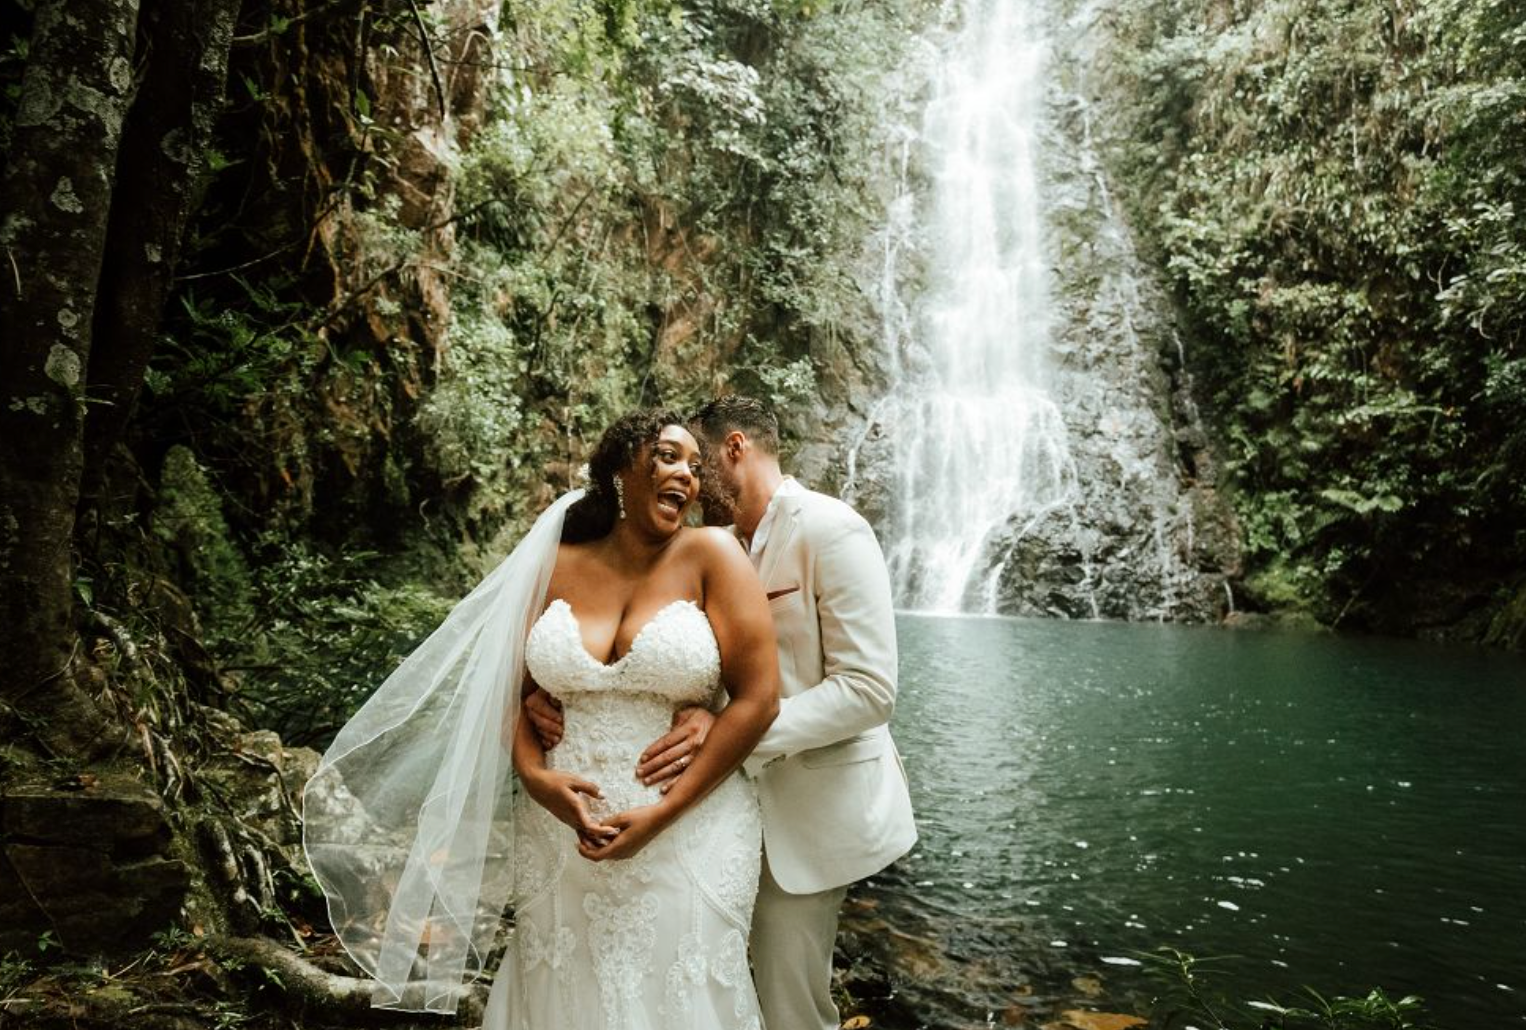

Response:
(1098, 0), (1526, 626)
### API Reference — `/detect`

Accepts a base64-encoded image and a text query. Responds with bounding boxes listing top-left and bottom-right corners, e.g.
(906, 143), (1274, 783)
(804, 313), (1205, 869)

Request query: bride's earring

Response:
(613, 476), (626, 520)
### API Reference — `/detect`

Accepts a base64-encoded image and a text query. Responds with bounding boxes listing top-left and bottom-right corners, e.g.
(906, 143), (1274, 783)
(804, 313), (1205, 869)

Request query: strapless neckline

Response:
(525, 595), (718, 705)
(543, 596), (701, 670)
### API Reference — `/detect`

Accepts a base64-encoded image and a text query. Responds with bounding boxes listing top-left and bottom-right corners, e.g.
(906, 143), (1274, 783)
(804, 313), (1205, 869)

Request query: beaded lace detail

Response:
(492, 597), (764, 1030)
(526, 598), (721, 704)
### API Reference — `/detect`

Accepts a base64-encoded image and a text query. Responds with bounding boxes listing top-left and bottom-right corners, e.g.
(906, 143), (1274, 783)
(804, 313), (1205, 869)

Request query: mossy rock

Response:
(1483, 581), (1526, 650)
(0, 769), (190, 954)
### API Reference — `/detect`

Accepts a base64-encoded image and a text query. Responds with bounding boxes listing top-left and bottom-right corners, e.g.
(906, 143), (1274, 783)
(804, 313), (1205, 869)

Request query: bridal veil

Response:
(302, 490), (580, 1012)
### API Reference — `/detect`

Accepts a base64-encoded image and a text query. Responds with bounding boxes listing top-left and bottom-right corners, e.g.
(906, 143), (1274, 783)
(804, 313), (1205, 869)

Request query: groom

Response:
(526, 395), (916, 1029)
(679, 395), (916, 1028)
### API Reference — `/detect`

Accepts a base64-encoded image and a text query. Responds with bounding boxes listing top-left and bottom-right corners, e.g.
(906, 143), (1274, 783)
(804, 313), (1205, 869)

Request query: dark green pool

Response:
(851, 614), (1526, 1028)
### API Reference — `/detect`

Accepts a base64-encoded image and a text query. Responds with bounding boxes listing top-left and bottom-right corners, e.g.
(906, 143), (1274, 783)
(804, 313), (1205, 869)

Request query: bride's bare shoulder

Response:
(547, 539), (604, 592)
(552, 539), (594, 567)
(675, 526), (747, 566)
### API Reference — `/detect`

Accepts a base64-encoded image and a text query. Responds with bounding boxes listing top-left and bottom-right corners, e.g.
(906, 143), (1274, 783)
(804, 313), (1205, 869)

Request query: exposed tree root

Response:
(0, 935), (488, 1030)
(204, 934), (489, 1025)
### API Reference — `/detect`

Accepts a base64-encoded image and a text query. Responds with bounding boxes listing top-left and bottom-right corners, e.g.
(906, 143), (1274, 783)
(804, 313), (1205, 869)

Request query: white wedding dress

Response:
(483, 598), (765, 1030)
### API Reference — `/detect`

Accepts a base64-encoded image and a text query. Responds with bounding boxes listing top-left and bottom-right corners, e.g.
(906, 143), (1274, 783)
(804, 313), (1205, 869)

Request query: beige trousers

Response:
(750, 859), (849, 1030)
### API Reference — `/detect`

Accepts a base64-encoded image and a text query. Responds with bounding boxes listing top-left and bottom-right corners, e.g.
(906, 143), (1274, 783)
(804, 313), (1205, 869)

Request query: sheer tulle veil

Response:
(302, 490), (582, 1013)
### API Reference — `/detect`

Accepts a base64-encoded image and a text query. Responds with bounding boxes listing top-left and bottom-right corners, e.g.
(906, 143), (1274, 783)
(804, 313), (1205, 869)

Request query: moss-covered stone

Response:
(1483, 580), (1526, 651)
(0, 769), (189, 954)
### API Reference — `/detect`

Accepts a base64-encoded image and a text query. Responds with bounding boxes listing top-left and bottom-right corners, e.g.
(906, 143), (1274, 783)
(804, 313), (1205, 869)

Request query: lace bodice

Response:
(524, 598), (723, 822)
(526, 598), (721, 705)
(494, 596), (764, 1030)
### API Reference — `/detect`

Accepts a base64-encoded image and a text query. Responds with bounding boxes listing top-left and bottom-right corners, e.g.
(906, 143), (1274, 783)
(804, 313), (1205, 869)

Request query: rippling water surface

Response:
(846, 615), (1526, 1028)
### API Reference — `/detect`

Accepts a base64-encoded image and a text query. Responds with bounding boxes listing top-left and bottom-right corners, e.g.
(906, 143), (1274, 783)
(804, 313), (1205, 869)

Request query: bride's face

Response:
(620, 425), (702, 535)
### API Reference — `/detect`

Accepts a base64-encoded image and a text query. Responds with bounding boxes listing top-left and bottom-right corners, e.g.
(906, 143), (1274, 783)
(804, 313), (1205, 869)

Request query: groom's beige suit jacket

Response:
(742, 487), (917, 895)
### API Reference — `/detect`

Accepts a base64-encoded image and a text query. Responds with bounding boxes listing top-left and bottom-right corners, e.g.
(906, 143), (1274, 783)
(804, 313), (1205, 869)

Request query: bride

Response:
(303, 409), (780, 1030)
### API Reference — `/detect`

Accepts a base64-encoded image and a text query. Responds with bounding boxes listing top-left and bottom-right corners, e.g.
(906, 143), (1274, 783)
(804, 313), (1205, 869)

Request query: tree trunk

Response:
(80, 0), (244, 512)
(0, 0), (141, 752)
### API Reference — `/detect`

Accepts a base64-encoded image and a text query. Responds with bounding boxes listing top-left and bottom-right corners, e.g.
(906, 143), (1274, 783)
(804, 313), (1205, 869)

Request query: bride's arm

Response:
(579, 528), (779, 861)
(513, 678), (617, 845)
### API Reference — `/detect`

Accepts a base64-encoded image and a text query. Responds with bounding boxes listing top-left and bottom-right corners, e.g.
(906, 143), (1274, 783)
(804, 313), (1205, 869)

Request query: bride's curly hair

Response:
(561, 407), (692, 543)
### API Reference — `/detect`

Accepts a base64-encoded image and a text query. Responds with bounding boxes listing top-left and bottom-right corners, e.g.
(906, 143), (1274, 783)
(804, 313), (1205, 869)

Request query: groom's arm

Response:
(523, 687), (564, 748)
(746, 515), (896, 767)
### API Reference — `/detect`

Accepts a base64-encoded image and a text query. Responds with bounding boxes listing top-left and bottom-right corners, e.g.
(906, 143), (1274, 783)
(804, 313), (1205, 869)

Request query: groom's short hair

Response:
(692, 395), (780, 455)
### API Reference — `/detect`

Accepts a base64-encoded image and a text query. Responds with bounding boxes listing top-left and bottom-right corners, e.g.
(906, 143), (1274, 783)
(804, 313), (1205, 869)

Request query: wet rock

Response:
(1483, 579), (1526, 650)
(0, 771), (189, 953)
(198, 724), (322, 869)
(1223, 610), (1330, 634)
(1071, 975), (1104, 998)
(3, 779), (172, 856)
(1054, 1010), (1147, 1030)
(5, 846), (186, 945)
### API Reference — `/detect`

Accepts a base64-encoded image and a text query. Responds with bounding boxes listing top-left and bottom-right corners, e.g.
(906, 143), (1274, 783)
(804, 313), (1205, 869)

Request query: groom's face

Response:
(696, 429), (740, 527)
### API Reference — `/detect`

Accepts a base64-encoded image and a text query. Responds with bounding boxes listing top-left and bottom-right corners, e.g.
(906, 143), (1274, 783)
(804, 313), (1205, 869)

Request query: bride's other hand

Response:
(636, 706), (715, 791)
(524, 687), (565, 749)
(523, 768), (616, 843)
(576, 803), (668, 862)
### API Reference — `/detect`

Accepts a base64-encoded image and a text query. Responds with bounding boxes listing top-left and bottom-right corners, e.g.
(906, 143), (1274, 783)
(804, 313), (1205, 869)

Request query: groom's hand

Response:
(524, 687), (565, 749)
(636, 707), (715, 792)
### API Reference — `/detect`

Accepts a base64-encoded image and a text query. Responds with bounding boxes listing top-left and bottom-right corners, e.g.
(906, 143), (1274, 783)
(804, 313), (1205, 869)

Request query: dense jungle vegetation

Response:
(0, 0), (923, 1023)
(227, 0), (918, 744)
(0, 0), (1521, 1025)
(1095, 0), (1526, 642)
(171, 0), (921, 746)
(3, 0), (922, 750)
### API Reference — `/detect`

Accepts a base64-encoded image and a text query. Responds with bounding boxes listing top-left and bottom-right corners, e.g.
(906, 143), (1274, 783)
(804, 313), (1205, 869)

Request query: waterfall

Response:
(847, 0), (1236, 623)
(877, 0), (1079, 613)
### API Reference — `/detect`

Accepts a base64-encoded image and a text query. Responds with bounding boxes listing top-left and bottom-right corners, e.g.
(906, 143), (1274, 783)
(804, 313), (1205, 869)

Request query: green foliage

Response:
(0, 932), (66, 1002)
(155, 446), (254, 637)
(149, 278), (317, 419)
(415, 310), (527, 491)
(434, 0), (926, 506)
(119, 0), (929, 741)
(756, 353), (818, 407)
(1096, 0), (1526, 631)
(0, 26), (26, 155)
(149, 926), (199, 952)
(226, 544), (456, 745)
(0, 952), (33, 1002)
(1276, 988), (1430, 1030)
(1143, 947), (1431, 1030)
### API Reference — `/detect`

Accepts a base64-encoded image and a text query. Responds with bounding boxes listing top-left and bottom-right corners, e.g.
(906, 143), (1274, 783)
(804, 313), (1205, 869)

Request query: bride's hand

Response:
(576, 803), (669, 863)
(524, 769), (617, 844)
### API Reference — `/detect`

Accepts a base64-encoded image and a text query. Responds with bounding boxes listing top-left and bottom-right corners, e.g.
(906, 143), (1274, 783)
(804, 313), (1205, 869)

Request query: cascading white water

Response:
(879, 0), (1079, 613)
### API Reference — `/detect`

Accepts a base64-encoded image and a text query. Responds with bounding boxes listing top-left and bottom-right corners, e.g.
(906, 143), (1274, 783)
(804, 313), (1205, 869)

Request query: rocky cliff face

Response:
(815, 0), (1240, 623)
(1018, 34), (1241, 623)
(205, 0), (502, 534)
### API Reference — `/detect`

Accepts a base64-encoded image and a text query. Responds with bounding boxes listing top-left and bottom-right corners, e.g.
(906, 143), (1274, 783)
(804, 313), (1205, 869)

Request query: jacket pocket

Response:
(800, 729), (884, 768)
(767, 585), (804, 612)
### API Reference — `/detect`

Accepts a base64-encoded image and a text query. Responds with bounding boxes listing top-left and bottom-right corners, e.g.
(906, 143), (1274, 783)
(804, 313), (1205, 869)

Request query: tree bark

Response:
(202, 934), (489, 1024)
(80, 0), (244, 511)
(0, 0), (142, 751)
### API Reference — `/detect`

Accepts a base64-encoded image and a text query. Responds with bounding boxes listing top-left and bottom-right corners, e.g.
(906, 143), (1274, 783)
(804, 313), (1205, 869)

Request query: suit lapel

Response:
(756, 493), (804, 589)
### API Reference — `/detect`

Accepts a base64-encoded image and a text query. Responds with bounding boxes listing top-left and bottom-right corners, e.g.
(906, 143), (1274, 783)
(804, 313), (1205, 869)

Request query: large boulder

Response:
(0, 770), (189, 953)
